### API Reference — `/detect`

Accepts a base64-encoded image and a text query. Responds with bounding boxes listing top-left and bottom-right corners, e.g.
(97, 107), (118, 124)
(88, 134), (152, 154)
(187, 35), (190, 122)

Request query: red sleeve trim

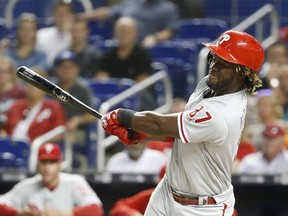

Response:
(179, 112), (189, 143)
(73, 204), (103, 216)
(0, 204), (17, 216)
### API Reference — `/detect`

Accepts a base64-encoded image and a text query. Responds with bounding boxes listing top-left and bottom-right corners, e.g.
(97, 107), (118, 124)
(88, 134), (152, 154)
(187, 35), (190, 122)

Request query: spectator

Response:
(0, 142), (104, 216)
(0, 67), (66, 142)
(53, 50), (96, 167)
(106, 142), (167, 174)
(76, 0), (179, 47)
(70, 19), (101, 79)
(259, 41), (288, 89)
(245, 91), (288, 149)
(236, 124), (288, 174)
(96, 17), (152, 82)
(96, 16), (156, 110)
(0, 56), (25, 126)
(4, 13), (48, 71)
(274, 64), (288, 121)
(37, 0), (73, 68)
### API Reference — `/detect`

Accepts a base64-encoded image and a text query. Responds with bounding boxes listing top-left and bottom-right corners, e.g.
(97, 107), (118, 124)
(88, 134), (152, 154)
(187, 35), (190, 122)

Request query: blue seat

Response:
(88, 78), (139, 110)
(175, 18), (229, 41)
(0, 18), (8, 40)
(148, 41), (198, 98)
(0, 137), (30, 169)
(88, 21), (114, 41)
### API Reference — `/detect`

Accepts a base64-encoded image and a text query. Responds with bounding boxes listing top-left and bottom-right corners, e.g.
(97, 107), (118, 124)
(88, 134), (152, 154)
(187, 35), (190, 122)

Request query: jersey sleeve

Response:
(177, 104), (228, 144)
(0, 180), (30, 208)
(72, 175), (102, 207)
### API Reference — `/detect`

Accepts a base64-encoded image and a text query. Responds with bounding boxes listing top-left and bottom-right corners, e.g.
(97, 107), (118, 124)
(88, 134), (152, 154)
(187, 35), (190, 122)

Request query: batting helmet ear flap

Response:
(207, 51), (213, 65)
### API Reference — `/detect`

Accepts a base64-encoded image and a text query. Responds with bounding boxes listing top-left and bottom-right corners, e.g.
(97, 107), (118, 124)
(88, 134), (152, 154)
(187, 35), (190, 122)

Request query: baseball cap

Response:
(54, 50), (78, 65)
(262, 124), (285, 138)
(38, 143), (62, 161)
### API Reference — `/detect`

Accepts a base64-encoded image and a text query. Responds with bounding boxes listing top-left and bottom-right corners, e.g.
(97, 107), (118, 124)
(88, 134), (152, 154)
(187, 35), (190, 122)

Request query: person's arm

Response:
(75, 7), (111, 21)
(0, 204), (17, 216)
(101, 109), (180, 145)
(142, 29), (174, 48)
(110, 188), (154, 216)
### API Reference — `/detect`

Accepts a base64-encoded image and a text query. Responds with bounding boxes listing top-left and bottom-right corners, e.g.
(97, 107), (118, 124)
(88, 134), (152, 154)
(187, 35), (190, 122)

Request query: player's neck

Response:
(43, 177), (59, 191)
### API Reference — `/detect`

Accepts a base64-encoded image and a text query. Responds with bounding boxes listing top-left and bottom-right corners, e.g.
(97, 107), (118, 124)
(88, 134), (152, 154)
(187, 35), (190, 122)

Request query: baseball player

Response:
(0, 143), (103, 216)
(101, 30), (264, 215)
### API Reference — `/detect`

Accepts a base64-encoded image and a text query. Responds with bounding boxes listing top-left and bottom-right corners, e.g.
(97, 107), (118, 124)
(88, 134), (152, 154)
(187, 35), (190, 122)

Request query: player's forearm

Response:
(131, 111), (179, 138)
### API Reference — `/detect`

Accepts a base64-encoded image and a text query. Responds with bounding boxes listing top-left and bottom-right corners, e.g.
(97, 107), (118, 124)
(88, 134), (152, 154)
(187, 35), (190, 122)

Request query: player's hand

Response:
(105, 124), (146, 145)
(42, 205), (66, 216)
(17, 206), (42, 216)
(101, 108), (122, 131)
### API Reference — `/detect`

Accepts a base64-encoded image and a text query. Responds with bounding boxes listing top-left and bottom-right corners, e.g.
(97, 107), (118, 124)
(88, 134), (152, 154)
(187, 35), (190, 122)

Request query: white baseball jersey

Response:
(236, 150), (288, 174)
(0, 172), (102, 211)
(167, 76), (246, 197)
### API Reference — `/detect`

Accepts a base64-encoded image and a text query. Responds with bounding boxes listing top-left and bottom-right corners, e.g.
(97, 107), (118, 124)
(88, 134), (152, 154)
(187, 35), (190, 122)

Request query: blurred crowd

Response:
(0, 0), (288, 215)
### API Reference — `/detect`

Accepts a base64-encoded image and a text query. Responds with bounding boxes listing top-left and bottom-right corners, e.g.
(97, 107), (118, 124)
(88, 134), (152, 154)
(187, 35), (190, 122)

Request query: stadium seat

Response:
(88, 21), (114, 41)
(0, 18), (8, 40)
(148, 41), (198, 98)
(175, 18), (229, 41)
(0, 137), (30, 169)
(88, 78), (139, 110)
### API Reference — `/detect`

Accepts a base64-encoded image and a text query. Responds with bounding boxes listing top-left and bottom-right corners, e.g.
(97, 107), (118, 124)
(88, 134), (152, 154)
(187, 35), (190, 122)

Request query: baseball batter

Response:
(101, 30), (264, 216)
(0, 143), (103, 216)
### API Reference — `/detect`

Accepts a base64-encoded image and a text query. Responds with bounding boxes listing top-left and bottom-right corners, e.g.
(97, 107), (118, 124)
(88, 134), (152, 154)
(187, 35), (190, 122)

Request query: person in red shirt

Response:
(0, 67), (66, 142)
(109, 165), (166, 216)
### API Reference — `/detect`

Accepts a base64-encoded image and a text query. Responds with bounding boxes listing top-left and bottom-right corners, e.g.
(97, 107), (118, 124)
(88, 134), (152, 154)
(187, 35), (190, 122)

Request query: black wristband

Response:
(118, 109), (136, 128)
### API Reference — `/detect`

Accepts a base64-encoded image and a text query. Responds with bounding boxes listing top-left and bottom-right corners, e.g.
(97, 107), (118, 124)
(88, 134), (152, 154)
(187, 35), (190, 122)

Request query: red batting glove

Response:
(106, 125), (147, 145)
(101, 108), (122, 134)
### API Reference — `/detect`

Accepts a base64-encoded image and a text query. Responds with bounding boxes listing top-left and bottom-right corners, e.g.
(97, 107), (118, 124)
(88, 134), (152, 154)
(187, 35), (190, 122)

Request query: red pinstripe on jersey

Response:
(180, 112), (189, 143)
(222, 203), (228, 216)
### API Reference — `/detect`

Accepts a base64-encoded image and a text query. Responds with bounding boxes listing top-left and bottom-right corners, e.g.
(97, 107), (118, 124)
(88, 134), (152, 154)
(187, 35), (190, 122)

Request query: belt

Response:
(171, 187), (216, 206)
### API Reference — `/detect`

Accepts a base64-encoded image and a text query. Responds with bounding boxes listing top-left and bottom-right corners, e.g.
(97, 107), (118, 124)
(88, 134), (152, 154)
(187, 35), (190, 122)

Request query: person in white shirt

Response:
(236, 124), (288, 174)
(36, 0), (73, 68)
(106, 142), (167, 174)
(0, 143), (104, 216)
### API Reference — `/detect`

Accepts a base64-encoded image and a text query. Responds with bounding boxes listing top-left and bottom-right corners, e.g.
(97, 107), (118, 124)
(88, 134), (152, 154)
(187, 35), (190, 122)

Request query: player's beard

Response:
(206, 75), (235, 94)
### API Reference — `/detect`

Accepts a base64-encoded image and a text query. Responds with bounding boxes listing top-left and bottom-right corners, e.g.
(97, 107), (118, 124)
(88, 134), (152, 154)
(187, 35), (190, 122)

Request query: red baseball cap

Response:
(38, 143), (62, 161)
(262, 124), (285, 138)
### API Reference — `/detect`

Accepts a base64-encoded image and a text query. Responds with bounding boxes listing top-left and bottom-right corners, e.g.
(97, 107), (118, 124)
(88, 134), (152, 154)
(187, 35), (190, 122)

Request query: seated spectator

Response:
(95, 17), (152, 82)
(274, 64), (288, 121)
(236, 124), (288, 174)
(76, 0), (179, 47)
(69, 19), (101, 79)
(0, 68), (66, 142)
(258, 41), (287, 89)
(37, 0), (73, 68)
(245, 91), (288, 149)
(96, 16), (156, 110)
(106, 142), (167, 174)
(0, 142), (104, 216)
(0, 56), (25, 126)
(4, 13), (48, 71)
(53, 50), (96, 167)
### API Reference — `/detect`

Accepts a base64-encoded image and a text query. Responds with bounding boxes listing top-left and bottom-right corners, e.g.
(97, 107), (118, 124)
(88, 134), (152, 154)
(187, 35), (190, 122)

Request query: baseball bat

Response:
(17, 66), (102, 119)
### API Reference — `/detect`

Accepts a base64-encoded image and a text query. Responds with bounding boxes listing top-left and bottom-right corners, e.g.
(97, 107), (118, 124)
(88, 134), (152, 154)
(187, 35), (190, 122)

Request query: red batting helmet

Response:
(203, 30), (265, 73)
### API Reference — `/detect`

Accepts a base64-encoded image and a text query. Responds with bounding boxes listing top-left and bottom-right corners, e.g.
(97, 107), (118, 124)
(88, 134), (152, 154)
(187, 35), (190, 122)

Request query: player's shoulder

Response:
(13, 174), (42, 190)
(59, 172), (86, 183)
